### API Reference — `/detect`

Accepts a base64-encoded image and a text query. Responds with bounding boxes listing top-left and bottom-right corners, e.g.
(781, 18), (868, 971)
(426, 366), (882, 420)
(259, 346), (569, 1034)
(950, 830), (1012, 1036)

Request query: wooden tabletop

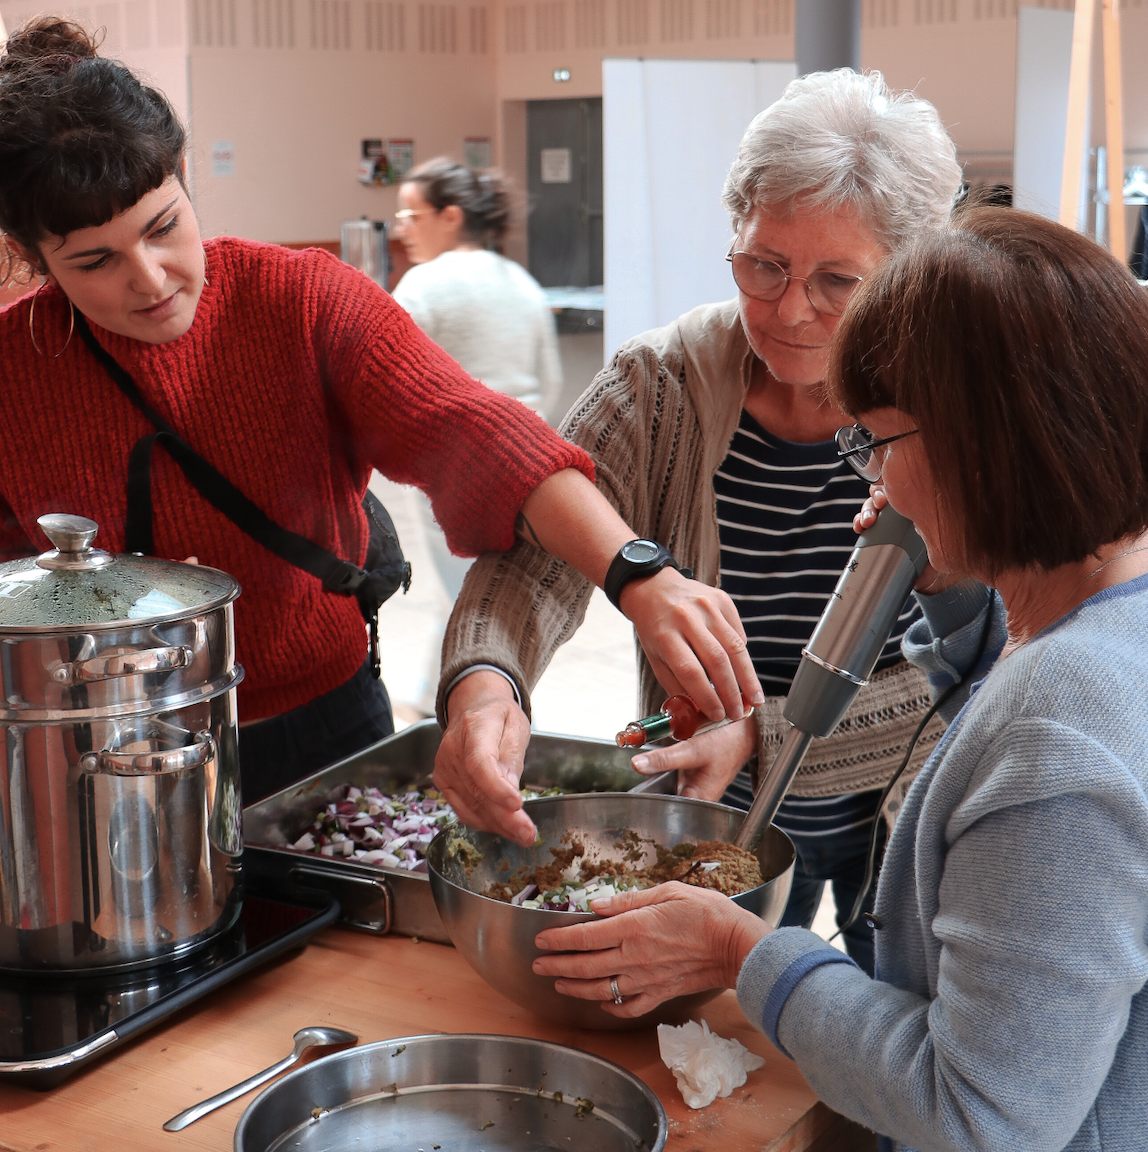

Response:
(0, 926), (855, 1151)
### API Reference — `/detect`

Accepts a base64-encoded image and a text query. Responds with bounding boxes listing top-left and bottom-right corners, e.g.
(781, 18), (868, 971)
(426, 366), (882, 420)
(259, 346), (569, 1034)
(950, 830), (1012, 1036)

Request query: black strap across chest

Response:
(75, 309), (371, 597)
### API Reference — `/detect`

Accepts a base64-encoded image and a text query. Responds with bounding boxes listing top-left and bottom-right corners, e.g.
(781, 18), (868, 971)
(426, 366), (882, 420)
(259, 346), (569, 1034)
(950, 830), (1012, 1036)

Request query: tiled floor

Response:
(369, 469), (843, 949)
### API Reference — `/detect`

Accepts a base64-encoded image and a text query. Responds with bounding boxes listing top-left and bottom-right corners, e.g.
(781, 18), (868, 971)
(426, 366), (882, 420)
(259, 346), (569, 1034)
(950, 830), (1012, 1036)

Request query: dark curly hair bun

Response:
(0, 14), (186, 260)
(0, 16), (99, 71)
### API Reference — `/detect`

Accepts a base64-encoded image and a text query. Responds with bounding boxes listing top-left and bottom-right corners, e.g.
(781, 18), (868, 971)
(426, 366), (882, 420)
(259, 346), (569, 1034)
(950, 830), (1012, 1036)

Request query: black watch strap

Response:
(603, 539), (692, 611)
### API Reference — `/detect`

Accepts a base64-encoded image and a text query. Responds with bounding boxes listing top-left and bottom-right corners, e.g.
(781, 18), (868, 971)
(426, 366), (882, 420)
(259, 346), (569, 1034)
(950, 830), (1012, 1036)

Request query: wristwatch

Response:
(604, 539), (693, 611)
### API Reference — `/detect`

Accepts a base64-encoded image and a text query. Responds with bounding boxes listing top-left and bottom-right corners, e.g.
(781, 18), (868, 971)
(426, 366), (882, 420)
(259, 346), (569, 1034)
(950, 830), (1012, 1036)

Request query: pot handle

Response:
(53, 644), (193, 685)
(81, 731), (215, 777)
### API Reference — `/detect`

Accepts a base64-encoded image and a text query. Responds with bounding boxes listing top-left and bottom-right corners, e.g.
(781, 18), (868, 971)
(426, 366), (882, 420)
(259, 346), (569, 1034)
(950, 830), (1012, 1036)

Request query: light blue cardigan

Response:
(737, 575), (1148, 1152)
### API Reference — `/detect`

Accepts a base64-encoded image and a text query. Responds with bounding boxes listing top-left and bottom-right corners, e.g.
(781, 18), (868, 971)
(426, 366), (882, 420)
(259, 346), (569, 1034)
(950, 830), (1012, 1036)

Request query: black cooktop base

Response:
(0, 885), (339, 1090)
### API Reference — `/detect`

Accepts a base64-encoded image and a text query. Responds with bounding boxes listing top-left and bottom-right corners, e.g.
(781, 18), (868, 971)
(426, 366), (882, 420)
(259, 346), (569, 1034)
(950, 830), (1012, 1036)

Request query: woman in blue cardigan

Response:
(532, 207), (1148, 1152)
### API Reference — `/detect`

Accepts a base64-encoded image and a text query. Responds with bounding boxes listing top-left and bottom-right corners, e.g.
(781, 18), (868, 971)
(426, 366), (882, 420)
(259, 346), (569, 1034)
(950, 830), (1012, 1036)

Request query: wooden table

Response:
(0, 927), (863, 1151)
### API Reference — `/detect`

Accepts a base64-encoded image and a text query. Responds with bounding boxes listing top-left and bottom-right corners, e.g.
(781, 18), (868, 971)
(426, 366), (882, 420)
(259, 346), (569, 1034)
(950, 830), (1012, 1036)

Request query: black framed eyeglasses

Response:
(726, 241), (864, 317)
(835, 423), (919, 482)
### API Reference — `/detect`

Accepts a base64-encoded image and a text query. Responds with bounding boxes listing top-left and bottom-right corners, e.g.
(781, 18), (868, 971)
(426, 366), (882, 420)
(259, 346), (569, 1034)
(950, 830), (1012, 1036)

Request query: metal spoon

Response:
(162, 1025), (357, 1131)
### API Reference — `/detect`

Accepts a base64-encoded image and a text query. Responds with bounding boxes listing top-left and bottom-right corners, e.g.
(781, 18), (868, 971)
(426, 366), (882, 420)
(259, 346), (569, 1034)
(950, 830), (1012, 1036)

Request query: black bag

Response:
(74, 312), (411, 678)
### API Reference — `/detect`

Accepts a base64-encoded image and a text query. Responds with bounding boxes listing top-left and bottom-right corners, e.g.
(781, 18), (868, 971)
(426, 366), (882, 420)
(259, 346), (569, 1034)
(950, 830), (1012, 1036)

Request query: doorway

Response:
(526, 97), (603, 288)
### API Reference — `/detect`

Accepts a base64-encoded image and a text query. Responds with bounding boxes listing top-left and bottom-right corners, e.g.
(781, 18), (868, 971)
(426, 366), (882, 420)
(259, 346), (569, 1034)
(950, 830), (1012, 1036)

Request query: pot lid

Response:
(0, 514), (239, 630)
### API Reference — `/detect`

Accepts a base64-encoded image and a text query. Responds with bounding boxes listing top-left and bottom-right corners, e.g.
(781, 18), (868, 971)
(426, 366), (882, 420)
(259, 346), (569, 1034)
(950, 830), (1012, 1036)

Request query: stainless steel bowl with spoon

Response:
(427, 793), (795, 1030)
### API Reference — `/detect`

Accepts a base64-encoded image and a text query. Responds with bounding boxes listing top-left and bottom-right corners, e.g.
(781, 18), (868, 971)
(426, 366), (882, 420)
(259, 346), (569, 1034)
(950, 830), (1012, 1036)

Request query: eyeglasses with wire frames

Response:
(393, 208), (436, 227)
(726, 241), (865, 317)
(835, 423), (919, 482)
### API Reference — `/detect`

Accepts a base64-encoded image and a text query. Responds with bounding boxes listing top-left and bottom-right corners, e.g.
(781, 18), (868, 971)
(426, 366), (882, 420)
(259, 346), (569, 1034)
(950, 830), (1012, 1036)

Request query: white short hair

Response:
(722, 69), (962, 250)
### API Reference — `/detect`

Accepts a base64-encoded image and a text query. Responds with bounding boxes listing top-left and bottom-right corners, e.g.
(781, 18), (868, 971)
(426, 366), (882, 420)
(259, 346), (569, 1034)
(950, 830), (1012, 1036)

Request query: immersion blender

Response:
(733, 504), (929, 850)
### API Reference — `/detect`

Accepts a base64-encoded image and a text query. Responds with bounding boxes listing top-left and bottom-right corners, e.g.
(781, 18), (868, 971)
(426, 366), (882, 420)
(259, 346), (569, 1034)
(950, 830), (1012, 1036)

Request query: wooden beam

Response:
(1060, 0), (1096, 229)
(1101, 0), (1126, 258)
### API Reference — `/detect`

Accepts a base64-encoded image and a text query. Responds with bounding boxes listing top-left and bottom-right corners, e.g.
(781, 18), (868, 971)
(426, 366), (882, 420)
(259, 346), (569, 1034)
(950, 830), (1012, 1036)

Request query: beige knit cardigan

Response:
(439, 299), (943, 804)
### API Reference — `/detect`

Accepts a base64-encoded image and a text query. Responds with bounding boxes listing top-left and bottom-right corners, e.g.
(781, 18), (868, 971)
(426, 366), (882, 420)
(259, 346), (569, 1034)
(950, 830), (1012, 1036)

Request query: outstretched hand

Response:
(434, 671), (536, 847)
(630, 716), (757, 801)
(620, 567), (763, 723)
(532, 882), (770, 1017)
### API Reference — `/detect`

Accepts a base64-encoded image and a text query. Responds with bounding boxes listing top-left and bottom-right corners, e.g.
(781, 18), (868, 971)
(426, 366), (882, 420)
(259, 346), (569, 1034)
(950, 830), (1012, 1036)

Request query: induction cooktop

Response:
(0, 885), (339, 1090)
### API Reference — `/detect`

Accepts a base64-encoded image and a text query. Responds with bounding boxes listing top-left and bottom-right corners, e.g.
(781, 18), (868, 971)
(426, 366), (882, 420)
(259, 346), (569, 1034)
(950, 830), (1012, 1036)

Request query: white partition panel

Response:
(603, 58), (796, 363)
(1013, 7), (1082, 222)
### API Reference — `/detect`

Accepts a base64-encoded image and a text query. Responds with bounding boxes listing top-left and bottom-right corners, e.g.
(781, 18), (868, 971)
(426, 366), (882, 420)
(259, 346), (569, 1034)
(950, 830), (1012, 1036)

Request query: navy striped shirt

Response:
(714, 409), (919, 693)
(715, 409), (920, 835)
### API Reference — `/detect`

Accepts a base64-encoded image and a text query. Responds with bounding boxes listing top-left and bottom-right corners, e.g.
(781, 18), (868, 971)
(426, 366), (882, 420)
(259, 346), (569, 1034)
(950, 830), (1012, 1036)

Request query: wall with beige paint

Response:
(491, 0), (795, 101)
(2, 0), (1146, 244)
(187, 42), (496, 240)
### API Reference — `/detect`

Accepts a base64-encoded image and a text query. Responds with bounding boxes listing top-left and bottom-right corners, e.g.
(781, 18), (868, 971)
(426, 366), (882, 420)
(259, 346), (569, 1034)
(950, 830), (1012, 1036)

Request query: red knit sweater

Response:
(0, 238), (592, 720)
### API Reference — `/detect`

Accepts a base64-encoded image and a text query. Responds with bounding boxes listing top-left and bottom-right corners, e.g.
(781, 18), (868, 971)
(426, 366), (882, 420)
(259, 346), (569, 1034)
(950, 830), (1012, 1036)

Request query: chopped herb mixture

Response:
(486, 837), (763, 909)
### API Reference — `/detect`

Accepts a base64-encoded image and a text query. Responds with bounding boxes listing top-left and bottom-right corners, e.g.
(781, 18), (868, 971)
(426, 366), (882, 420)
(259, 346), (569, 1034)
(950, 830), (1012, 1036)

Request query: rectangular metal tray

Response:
(242, 720), (670, 943)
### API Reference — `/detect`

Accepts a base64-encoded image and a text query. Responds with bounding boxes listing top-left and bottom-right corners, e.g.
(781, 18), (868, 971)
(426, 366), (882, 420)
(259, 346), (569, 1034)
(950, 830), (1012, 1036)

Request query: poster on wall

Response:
(464, 137), (493, 170)
(540, 147), (572, 184)
(211, 141), (235, 178)
(386, 139), (415, 184)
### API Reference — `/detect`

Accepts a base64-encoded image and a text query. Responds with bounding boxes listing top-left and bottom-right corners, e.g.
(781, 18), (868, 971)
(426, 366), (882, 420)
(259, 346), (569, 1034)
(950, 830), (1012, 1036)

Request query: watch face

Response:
(621, 539), (662, 563)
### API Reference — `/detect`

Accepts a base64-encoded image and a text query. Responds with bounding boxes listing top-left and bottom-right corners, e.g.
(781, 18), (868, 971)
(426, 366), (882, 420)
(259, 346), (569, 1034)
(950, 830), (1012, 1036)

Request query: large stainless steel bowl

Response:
(428, 793), (794, 1031)
(234, 1033), (667, 1152)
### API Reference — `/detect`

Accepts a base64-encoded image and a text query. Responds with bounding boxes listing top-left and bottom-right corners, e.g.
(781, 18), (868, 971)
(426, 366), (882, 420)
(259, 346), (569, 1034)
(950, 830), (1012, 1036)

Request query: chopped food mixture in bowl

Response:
(486, 836), (765, 910)
(427, 793), (794, 1030)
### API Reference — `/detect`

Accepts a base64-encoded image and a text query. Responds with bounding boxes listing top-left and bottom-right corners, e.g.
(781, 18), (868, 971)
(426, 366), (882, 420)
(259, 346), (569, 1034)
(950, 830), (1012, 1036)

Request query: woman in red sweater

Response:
(0, 17), (760, 801)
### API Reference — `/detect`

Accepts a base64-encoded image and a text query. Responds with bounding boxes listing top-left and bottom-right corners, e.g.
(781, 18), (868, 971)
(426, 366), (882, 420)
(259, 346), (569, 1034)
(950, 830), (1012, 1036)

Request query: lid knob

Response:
(36, 513), (114, 572)
(38, 514), (99, 554)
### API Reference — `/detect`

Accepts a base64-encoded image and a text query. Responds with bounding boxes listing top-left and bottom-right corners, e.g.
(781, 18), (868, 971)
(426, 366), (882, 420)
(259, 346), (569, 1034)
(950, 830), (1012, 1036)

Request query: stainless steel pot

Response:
(0, 514), (244, 973)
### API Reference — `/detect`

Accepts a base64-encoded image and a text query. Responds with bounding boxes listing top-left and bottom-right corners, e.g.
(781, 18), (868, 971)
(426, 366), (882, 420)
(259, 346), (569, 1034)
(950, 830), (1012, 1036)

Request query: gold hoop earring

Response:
(29, 281), (75, 358)
(202, 246), (210, 287)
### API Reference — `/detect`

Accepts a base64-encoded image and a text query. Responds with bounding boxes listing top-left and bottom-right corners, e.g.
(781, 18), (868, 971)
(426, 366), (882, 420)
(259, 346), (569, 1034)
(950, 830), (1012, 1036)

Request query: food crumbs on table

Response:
(481, 1120), (495, 1129)
(392, 1044), (407, 1056)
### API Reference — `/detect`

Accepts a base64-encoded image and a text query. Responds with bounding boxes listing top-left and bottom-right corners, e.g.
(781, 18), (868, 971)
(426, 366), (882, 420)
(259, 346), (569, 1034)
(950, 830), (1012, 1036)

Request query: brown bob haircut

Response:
(829, 207), (1148, 576)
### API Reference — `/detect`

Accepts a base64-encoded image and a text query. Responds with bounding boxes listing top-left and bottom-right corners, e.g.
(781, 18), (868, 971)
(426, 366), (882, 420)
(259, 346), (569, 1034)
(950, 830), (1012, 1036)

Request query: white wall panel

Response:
(1013, 6), (1076, 220)
(603, 56), (794, 361)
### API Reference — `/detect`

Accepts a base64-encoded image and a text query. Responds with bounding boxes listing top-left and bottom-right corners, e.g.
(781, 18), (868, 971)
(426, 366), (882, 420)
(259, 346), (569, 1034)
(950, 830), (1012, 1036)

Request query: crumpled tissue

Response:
(657, 1019), (766, 1109)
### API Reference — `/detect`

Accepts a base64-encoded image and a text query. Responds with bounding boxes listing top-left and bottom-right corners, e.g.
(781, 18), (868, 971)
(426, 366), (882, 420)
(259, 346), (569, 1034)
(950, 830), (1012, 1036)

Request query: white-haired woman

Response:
(434, 70), (961, 974)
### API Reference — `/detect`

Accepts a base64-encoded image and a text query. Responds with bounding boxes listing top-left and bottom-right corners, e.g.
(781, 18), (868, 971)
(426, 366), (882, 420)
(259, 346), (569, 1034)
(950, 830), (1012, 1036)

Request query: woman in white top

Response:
(392, 160), (564, 704)
(392, 159), (561, 417)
